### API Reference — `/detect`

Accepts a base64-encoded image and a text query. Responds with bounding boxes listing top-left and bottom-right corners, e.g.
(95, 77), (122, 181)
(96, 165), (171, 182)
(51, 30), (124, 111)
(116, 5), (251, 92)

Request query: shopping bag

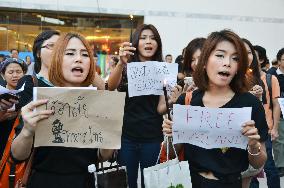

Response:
(144, 136), (192, 188)
(96, 162), (128, 188)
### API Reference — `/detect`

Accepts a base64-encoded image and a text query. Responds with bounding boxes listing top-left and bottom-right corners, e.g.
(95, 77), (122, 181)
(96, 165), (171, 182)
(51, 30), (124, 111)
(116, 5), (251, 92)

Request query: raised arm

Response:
(11, 99), (53, 160)
(107, 42), (135, 91)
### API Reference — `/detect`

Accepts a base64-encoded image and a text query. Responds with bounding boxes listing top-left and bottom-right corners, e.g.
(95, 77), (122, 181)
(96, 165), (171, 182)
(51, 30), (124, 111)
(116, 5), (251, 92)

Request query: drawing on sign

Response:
(52, 119), (64, 143)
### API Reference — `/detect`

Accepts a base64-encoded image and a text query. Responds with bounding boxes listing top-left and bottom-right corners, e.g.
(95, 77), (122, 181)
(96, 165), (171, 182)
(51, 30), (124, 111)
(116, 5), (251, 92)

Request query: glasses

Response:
(41, 43), (55, 50)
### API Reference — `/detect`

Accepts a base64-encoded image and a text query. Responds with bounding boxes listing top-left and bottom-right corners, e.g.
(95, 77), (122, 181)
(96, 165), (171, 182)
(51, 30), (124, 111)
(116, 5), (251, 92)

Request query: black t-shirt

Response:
(14, 75), (99, 188)
(176, 90), (268, 177)
(117, 66), (163, 142)
(16, 75), (52, 111)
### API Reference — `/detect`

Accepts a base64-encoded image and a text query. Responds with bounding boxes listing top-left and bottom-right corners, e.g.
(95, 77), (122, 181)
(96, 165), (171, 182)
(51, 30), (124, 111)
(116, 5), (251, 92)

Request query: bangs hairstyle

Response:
(48, 32), (95, 87)
(129, 24), (163, 62)
(193, 29), (249, 93)
(183, 37), (206, 76)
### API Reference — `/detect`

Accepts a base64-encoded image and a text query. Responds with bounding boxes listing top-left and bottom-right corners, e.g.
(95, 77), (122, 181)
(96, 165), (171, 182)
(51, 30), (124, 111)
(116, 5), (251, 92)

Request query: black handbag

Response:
(96, 162), (128, 188)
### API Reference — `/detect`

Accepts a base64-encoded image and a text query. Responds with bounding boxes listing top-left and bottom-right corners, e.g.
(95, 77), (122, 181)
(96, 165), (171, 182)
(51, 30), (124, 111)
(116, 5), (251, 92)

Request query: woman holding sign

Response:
(108, 24), (172, 188)
(163, 30), (268, 188)
(11, 32), (113, 188)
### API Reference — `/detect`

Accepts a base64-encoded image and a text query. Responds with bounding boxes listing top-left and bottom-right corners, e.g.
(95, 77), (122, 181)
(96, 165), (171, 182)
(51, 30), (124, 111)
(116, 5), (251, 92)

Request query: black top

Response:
(268, 68), (284, 97)
(117, 66), (163, 142)
(16, 75), (51, 111)
(14, 75), (99, 188)
(176, 90), (268, 178)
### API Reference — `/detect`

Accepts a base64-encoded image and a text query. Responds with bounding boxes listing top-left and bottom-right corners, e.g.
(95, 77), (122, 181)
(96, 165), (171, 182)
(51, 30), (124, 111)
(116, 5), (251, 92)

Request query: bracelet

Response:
(247, 145), (261, 156)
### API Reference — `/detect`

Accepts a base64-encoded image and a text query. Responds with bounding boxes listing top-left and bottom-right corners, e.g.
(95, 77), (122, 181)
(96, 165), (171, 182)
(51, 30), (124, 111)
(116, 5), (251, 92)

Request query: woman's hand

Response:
(169, 85), (182, 104)
(242, 120), (261, 154)
(21, 99), (54, 138)
(183, 82), (196, 93)
(118, 42), (136, 65)
(0, 109), (18, 122)
(0, 98), (18, 111)
(162, 118), (174, 137)
(249, 85), (263, 99)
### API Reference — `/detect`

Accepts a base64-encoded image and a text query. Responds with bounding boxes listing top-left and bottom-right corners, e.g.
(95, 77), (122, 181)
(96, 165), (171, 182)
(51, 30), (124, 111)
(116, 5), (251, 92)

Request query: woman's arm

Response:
(107, 62), (125, 91)
(242, 120), (267, 169)
(11, 99), (53, 160)
(107, 42), (135, 91)
(97, 149), (114, 162)
(93, 72), (105, 90)
(157, 85), (183, 115)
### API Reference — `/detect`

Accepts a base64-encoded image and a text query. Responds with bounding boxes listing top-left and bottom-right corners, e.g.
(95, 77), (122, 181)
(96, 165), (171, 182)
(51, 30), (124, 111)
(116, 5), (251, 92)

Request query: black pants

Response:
(190, 171), (242, 188)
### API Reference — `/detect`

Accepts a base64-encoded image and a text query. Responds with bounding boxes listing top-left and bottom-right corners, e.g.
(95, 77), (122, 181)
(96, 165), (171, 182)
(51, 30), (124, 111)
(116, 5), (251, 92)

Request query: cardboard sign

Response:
(172, 105), (251, 149)
(33, 87), (125, 149)
(127, 61), (178, 97)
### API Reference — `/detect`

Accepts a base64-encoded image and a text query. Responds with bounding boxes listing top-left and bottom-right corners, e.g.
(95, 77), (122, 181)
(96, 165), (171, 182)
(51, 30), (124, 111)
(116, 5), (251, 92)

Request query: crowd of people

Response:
(0, 23), (284, 188)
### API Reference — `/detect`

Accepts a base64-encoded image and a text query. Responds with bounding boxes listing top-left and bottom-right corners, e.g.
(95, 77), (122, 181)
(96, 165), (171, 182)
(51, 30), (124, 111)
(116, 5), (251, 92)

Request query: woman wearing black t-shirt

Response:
(108, 24), (170, 188)
(11, 33), (113, 188)
(163, 30), (268, 188)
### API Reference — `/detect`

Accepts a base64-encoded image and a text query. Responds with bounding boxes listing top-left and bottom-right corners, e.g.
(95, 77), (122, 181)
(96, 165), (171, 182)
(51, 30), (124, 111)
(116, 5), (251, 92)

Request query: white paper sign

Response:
(127, 61), (178, 97)
(0, 83), (25, 95)
(278, 98), (284, 117)
(172, 105), (251, 149)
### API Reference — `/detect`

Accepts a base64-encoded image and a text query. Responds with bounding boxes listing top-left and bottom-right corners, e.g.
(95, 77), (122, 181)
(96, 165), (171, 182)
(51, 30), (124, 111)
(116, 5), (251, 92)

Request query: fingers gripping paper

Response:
(33, 87), (125, 149)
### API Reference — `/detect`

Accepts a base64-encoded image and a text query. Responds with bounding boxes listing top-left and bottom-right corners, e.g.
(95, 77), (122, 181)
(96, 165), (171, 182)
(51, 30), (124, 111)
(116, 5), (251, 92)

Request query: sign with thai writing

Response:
(127, 61), (178, 97)
(33, 87), (125, 149)
(172, 105), (251, 149)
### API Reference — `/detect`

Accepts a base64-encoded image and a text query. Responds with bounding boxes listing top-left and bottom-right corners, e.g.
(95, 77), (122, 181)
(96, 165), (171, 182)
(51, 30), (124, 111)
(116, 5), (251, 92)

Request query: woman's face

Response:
(61, 37), (91, 87)
(26, 56), (31, 65)
(138, 29), (158, 62)
(40, 35), (60, 69)
(243, 42), (253, 66)
(191, 49), (201, 72)
(206, 41), (239, 89)
(4, 63), (24, 89)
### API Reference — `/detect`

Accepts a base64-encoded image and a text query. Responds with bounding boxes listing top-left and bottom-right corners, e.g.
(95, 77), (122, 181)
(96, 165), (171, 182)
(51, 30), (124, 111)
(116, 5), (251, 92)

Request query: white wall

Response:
(1, 0), (284, 60)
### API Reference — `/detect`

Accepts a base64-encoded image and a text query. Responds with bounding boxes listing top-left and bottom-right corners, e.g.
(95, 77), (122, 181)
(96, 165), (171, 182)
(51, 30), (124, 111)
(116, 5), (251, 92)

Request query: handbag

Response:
(144, 136), (192, 188)
(96, 162), (128, 188)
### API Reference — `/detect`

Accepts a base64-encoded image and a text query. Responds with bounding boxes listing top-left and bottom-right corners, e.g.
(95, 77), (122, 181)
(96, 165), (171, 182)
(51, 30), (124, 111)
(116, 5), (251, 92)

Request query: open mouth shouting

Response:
(71, 67), (84, 76)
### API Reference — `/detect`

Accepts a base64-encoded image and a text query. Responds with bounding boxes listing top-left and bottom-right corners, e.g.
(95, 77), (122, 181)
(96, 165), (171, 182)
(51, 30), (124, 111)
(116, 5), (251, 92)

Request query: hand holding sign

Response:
(172, 105), (252, 149)
(21, 99), (54, 138)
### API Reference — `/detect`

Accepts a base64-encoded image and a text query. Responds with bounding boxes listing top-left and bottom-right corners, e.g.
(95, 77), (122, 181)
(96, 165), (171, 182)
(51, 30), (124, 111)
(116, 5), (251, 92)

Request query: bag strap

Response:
(156, 136), (178, 164)
(0, 117), (20, 175)
(31, 74), (38, 87)
(185, 91), (193, 105)
(20, 151), (34, 186)
(266, 73), (273, 110)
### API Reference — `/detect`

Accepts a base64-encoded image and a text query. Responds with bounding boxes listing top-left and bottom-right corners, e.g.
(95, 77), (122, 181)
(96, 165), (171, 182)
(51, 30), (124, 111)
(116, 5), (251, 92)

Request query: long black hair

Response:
(33, 30), (60, 73)
(129, 24), (163, 62)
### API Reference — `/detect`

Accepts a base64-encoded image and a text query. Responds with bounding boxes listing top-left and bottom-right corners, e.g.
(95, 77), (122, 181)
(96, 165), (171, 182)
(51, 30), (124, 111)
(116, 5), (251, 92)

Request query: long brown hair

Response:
(193, 30), (248, 93)
(129, 24), (163, 62)
(48, 32), (95, 87)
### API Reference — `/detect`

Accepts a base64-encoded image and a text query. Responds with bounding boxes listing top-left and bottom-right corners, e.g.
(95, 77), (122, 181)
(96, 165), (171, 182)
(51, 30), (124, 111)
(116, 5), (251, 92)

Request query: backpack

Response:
(0, 117), (27, 188)
(160, 91), (193, 163)
(266, 73), (273, 110)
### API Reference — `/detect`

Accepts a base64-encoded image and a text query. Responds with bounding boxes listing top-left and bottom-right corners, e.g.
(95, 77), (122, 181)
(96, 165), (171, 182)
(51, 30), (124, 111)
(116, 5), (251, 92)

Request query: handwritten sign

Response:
(127, 61), (178, 97)
(172, 105), (251, 149)
(33, 87), (125, 149)
(278, 98), (284, 116)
